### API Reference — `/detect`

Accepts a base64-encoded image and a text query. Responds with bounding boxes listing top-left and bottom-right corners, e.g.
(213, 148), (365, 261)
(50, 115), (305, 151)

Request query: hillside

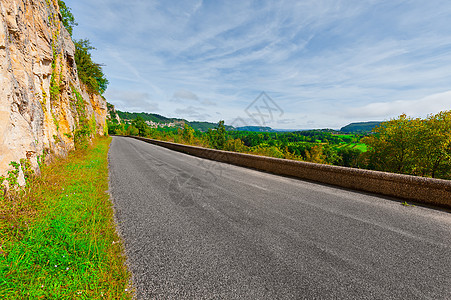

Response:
(113, 108), (383, 134)
(116, 110), (175, 124)
(188, 121), (234, 132)
(114, 109), (233, 131)
(340, 121), (381, 133)
(235, 126), (274, 132)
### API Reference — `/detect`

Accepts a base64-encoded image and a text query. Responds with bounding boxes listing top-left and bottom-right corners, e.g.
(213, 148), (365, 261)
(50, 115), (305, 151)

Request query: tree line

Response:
(108, 111), (451, 180)
(363, 112), (451, 179)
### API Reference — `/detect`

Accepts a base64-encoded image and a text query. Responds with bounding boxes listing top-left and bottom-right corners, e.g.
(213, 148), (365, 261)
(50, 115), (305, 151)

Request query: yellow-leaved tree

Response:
(363, 111), (451, 179)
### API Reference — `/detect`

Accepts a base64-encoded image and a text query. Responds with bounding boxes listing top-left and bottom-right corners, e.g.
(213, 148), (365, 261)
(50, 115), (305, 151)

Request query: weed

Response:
(37, 150), (48, 170)
(52, 112), (60, 131)
(53, 134), (61, 144)
(6, 161), (21, 189)
(19, 159), (34, 186)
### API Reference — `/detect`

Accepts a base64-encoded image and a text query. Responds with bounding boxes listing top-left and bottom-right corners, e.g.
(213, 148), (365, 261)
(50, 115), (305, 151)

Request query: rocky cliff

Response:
(107, 102), (121, 124)
(0, 0), (107, 184)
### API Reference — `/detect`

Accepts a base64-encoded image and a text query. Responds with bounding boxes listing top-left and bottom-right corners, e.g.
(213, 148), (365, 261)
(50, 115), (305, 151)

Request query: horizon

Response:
(114, 108), (383, 131)
(66, 0), (451, 129)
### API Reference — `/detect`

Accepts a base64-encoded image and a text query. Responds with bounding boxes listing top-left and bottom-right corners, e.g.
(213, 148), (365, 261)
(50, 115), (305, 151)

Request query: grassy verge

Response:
(0, 137), (132, 299)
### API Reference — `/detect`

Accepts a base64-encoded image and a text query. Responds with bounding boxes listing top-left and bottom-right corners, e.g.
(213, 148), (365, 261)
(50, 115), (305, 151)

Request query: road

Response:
(108, 136), (451, 299)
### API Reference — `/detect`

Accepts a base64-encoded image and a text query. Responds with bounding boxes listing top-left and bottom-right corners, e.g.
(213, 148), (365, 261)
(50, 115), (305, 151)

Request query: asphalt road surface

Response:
(108, 136), (451, 299)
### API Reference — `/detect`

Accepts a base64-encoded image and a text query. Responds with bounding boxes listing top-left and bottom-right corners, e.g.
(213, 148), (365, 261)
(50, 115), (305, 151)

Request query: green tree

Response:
(304, 145), (326, 163)
(182, 124), (195, 144)
(414, 111), (451, 178)
(224, 138), (246, 152)
(75, 39), (109, 95)
(58, 0), (78, 36)
(131, 116), (149, 137)
(107, 119), (126, 135)
(363, 114), (416, 174)
(208, 121), (227, 150)
(126, 125), (139, 136)
(363, 111), (451, 179)
(322, 144), (341, 165)
(337, 147), (362, 168)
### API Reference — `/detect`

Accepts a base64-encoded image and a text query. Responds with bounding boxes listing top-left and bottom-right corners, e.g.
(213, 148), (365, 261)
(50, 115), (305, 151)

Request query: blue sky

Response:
(65, 0), (451, 129)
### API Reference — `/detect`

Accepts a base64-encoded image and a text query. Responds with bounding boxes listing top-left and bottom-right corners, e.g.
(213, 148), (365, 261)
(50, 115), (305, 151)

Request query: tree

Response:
(363, 111), (451, 179)
(337, 147), (362, 168)
(182, 124), (195, 144)
(224, 138), (246, 152)
(251, 145), (285, 158)
(107, 119), (125, 135)
(74, 39), (109, 95)
(414, 111), (451, 178)
(58, 0), (78, 36)
(363, 114), (416, 174)
(322, 144), (341, 165)
(126, 125), (139, 136)
(131, 116), (149, 137)
(208, 121), (227, 150)
(304, 145), (325, 163)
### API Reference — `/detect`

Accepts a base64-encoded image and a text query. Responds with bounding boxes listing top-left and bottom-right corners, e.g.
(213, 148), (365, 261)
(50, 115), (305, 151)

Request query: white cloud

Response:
(345, 90), (451, 120)
(105, 88), (159, 112)
(174, 106), (211, 120)
(172, 89), (217, 106)
(173, 89), (199, 101)
(67, 0), (451, 128)
(277, 118), (296, 125)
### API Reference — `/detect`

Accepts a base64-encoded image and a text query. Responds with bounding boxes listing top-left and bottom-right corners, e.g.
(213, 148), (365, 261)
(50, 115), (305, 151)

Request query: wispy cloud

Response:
(344, 90), (451, 120)
(67, 0), (451, 128)
(172, 89), (217, 107)
(174, 106), (211, 121)
(104, 88), (159, 112)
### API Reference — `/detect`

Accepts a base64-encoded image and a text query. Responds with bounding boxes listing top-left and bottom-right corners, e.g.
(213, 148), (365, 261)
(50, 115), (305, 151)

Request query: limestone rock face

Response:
(107, 102), (121, 123)
(0, 0), (107, 178)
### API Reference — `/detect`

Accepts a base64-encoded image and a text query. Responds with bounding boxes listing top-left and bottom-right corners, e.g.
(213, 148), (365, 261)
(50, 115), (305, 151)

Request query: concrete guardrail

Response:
(126, 135), (451, 209)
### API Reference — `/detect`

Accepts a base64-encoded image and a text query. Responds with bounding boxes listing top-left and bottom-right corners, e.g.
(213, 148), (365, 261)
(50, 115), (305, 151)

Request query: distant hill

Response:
(116, 110), (177, 124)
(114, 107), (381, 133)
(115, 109), (233, 131)
(273, 129), (304, 132)
(340, 121), (381, 133)
(236, 126), (274, 132)
(188, 121), (234, 132)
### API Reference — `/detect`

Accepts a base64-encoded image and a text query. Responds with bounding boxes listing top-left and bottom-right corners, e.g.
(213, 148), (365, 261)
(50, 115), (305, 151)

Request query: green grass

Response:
(352, 143), (368, 152)
(0, 137), (132, 299)
(336, 143), (368, 152)
(333, 134), (355, 138)
(287, 141), (368, 153)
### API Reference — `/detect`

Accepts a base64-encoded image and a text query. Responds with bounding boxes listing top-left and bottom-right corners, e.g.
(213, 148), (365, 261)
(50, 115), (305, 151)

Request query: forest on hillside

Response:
(115, 110), (234, 131)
